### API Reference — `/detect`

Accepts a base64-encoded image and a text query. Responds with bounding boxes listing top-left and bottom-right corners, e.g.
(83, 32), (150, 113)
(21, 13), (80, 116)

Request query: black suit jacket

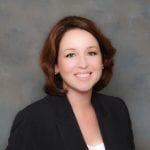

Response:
(6, 92), (135, 150)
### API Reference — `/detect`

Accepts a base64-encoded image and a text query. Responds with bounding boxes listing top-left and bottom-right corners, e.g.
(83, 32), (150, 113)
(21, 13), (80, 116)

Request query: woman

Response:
(6, 16), (135, 150)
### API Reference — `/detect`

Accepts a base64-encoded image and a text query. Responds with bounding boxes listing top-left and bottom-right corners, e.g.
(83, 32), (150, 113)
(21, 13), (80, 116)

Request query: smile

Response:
(75, 72), (92, 79)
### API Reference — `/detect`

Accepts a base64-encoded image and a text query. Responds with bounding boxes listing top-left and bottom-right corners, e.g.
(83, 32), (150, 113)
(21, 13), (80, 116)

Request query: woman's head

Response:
(40, 16), (116, 95)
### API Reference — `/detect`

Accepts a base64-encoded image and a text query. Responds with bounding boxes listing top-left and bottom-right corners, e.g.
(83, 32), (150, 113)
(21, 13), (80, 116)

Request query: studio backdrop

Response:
(0, 0), (150, 150)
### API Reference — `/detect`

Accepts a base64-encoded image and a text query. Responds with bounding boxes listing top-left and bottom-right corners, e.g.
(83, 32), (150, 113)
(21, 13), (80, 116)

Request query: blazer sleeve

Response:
(117, 98), (135, 150)
(6, 110), (38, 150)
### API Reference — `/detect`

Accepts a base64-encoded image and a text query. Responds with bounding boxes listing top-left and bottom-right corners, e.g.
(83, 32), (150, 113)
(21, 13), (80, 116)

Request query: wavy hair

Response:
(40, 16), (116, 95)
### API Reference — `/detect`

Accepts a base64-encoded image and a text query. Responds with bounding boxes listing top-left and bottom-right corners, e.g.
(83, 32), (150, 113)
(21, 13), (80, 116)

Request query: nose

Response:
(78, 56), (88, 69)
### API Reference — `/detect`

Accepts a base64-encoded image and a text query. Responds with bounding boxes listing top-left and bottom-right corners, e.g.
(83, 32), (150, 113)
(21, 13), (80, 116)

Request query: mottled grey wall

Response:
(0, 0), (150, 149)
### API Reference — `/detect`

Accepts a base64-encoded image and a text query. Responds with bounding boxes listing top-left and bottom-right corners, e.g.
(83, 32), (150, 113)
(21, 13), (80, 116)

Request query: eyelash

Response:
(65, 51), (98, 58)
(88, 51), (97, 56)
(65, 53), (75, 58)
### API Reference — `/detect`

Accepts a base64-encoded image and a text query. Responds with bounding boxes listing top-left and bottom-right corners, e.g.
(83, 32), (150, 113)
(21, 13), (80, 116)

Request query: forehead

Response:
(59, 29), (99, 49)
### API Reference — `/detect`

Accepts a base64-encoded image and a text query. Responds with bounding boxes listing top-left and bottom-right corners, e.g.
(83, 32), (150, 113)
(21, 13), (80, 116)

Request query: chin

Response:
(74, 86), (93, 93)
(64, 81), (96, 93)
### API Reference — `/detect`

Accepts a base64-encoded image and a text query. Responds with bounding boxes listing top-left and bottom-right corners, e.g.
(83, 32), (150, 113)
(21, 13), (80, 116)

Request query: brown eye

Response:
(88, 51), (97, 56)
(65, 53), (75, 58)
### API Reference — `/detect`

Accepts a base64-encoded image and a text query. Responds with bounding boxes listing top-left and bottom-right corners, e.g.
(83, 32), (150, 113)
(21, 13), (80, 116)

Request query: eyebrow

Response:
(64, 46), (99, 51)
(87, 46), (99, 49)
(64, 48), (76, 51)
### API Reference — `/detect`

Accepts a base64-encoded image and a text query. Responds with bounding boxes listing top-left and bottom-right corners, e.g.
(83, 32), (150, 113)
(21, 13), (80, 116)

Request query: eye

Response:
(88, 51), (97, 56)
(65, 53), (75, 58)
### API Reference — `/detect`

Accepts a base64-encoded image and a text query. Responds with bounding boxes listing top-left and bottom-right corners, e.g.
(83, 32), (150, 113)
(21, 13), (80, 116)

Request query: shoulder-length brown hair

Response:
(40, 16), (116, 95)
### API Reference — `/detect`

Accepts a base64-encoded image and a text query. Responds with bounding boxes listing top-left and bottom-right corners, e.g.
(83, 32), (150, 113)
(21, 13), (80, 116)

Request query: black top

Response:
(6, 92), (135, 150)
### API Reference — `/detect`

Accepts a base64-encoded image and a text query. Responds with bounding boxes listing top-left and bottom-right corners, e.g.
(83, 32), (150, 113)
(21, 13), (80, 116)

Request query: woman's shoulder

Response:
(94, 92), (125, 103)
(93, 92), (129, 113)
(14, 94), (61, 123)
(20, 94), (55, 111)
(8, 94), (62, 146)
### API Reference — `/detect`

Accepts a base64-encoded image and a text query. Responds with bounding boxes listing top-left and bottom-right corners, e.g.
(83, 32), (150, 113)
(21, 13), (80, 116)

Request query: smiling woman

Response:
(6, 16), (135, 150)
(55, 29), (103, 94)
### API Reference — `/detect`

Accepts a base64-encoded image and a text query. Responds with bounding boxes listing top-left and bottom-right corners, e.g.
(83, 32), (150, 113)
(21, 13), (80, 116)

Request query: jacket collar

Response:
(52, 92), (117, 150)
(91, 92), (119, 150)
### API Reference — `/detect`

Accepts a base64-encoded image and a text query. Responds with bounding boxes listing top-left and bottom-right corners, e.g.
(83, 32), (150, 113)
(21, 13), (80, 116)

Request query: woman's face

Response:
(55, 29), (103, 94)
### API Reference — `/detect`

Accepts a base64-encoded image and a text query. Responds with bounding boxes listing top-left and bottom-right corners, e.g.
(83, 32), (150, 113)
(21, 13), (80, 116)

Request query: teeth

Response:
(76, 73), (90, 78)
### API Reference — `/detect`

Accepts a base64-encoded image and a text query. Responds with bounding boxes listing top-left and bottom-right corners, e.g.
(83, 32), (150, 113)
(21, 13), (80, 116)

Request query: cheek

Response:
(58, 62), (75, 73)
(91, 59), (102, 69)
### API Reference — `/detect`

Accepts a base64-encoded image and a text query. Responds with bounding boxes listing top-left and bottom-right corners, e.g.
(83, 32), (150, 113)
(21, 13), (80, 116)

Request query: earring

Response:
(55, 70), (59, 75)
(55, 66), (59, 75)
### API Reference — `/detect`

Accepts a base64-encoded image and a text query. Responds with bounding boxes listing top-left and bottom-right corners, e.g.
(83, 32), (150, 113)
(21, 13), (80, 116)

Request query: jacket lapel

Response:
(55, 95), (88, 150)
(92, 93), (119, 150)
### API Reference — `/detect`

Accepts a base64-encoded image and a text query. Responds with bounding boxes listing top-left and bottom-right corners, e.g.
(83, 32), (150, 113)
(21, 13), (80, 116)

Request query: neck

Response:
(66, 90), (93, 112)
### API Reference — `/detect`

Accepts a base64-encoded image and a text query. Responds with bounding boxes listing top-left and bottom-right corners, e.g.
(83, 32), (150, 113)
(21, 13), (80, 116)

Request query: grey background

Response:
(0, 0), (150, 149)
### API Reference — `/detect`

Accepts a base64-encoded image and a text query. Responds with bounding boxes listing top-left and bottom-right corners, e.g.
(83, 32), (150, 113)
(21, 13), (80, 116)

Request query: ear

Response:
(55, 65), (59, 75)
